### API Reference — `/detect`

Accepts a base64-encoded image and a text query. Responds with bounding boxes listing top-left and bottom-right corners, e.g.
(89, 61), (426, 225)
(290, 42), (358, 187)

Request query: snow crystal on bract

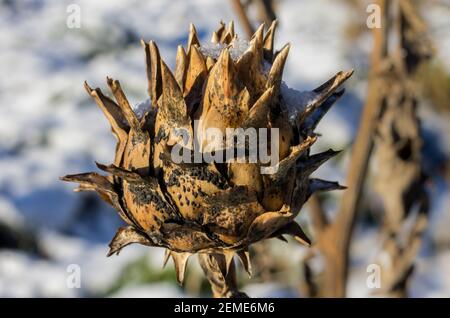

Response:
(199, 38), (250, 61)
(229, 38), (250, 60)
(281, 83), (318, 124)
(133, 98), (152, 120)
(199, 42), (226, 60)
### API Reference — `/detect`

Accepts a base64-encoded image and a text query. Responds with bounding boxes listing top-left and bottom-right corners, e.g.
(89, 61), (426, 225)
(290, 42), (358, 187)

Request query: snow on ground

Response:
(0, 0), (448, 297)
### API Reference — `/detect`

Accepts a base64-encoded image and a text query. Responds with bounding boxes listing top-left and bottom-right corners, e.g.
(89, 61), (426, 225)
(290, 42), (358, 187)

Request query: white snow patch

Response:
(0, 197), (25, 228)
(0, 250), (81, 297)
(199, 38), (250, 61)
(133, 98), (152, 120)
(280, 83), (317, 123)
(199, 42), (226, 60)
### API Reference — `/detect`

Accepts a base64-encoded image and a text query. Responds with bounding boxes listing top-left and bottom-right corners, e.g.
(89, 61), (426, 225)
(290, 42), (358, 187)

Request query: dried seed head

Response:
(61, 21), (352, 293)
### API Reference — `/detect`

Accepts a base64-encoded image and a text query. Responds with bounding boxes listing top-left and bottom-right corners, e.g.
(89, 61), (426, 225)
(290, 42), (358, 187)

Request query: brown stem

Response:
(198, 253), (248, 298)
(372, 0), (431, 297)
(308, 194), (328, 233)
(311, 0), (389, 297)
(257, 0), (277, 25)
(230, 0), (255, 39)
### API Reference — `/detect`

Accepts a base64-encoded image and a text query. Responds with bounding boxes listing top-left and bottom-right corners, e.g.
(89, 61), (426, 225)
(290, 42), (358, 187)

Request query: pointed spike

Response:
(297, 149), (341, 175)
(276, 235), (288, 243)
(174, 45), (187, 90)
(282, 222), (312, 247)
(60, 173), (117, 205)
(220, 21), (235, 44)
(106, 77), (140, 130)
(184, 45), (207, 96)
(221, 33), (232, 45)
(303, 89), (345, 132)
(187, 23), (200, 54)
(149, 41), (162, 107)
(159, 59), (191, 133)
(214, 21), (226, 41)
(297, 70), (353, 128)
(288, 135), (318, 159)
(163, 249), (171, 268)
(224, 250), (235, 276)
(261, 136), (316, 210)
(251, 23), (265, 43)
(171, 252), (192, 285)
(314, 70), (354, 94)
(244, 86), (275, 127)
(216, 47), (235, 98)
(235, 30), (266, 101)
(60, 172), (109, 188)
(308, 178), (347, 197)
(211, 31), (220, 44)
(183, 46), (210, 114)
(228, 20), (235, 38)
(83, 80), (93, 94)
(248, 23), (265, 60)
(266, 135), (318, 176)
(161, 59), (184, 98)
(248, 206), (293, 242)
(95, 162), (142, 182)
(236, 250), (252, 277)
(61, 172), (134, 226)
(83, 81), (129, 166)
(160, 59), (191, 120)
(267, 43), (290, 92)
(142, 39), (153, 100)
(211, 21), (226, 44)
(297, 69), (353, 130)
(263, 20), (278, 59)
(154, 58), (192, 163)
(83, 81), (128, 133)
(195, 46), (244, 147)
(213, 251), (235, 278)
(107, 226), (153, 257)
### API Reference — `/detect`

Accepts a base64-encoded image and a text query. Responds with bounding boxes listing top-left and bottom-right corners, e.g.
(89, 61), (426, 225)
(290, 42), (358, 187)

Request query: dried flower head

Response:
(61, 21), (352, 297)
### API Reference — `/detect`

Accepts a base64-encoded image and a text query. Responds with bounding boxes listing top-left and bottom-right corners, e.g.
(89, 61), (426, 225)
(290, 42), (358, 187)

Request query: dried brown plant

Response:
(61, 22), (352, 297)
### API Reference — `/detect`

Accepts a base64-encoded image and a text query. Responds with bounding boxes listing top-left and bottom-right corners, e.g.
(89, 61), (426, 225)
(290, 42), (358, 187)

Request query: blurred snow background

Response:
(0, 0), (449, 297)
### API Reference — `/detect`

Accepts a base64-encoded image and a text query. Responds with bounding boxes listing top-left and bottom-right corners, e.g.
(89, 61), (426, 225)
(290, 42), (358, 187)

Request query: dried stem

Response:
(198, 253), (249, 298)
(303, 0), (389, 297)
(230, 0), (255, 38)
(372, 0), (431, 297)
(256, 0), (277, 26)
